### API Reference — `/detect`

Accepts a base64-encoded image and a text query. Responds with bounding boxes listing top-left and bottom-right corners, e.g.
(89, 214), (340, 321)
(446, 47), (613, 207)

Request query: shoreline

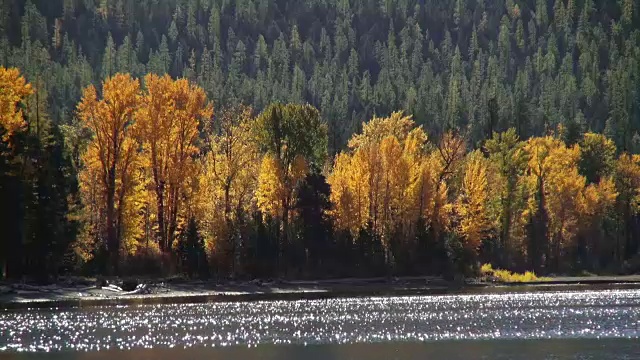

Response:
(2, 276), (640, 310)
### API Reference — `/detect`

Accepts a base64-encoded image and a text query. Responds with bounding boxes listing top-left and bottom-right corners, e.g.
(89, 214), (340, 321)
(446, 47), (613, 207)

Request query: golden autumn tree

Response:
(544, 144), (585, 269)
(256, 153), (287, 218)
(198, 105), (259, 273)
(0, 67), (33, 142)
(378, 135), (410, 262)
(77, 73), (140, 273)
(522, 136), (558, 271)
(329, 112), (439, 266)
(579, 176), (617, 268)
(328, 152), (358, 232)
(137, 74), (213, 253)
(331, 112), (412, 237)
(522, 136), (595, 272)
(428, 131), (466, 238)
(456, 151), (494, 253)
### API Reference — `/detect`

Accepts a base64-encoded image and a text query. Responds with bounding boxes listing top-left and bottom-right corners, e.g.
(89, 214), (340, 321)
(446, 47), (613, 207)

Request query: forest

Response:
(1, 0), (640, 280)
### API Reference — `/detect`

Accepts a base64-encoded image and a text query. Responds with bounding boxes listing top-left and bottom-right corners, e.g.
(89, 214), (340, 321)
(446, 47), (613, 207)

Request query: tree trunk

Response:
(530, 178), (548, 274)
(281, 193), (290, 277)
(106, 166), (117, 275)
(168, 188), (179, 254)
(224, 184), (234, 277)
(156, 181), (166, 252)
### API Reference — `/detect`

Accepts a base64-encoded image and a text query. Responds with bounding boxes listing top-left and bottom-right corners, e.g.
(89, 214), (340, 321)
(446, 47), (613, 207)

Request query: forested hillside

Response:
(1, 0), (640, 280)
(3, 0), (640, 150)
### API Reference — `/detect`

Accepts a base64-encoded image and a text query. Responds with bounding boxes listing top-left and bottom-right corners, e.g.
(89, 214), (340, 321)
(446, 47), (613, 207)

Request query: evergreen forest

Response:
(1, 0), (640, 280)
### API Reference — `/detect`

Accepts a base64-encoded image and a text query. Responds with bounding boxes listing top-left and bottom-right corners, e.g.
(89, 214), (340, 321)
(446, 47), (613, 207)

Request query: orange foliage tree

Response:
(0, 67), (33, 142)
(77, 73), (140, 273)
(137, 74), (213, 252)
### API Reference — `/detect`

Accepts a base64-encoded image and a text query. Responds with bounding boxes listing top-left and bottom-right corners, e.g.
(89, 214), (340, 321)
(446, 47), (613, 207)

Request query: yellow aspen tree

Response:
(137, 74), (213, 252)
(347, 111), (416, 150)
(523, 136), (587, 271)
(430, 132), (466, 237)
(581, 177), (617, 223)
(330, 112), (432, 250)
(327, 153), (358, 232)
(545, 144), (585, 265)
(350, 148), (373, 231)
(0, 67), (33, 142)
(378, 135), (409, 261)
(77, 73), (140, 273)
(400, 128), (429, 237)
(256, 153), (286, 218)
(365, 142), (384, 235)
(199, 105), (259, 270)
(408, 155), (444, 231)
(579, 177), (617, 265)
(522, 136), (556, 271)
(456, 151), (493, 252)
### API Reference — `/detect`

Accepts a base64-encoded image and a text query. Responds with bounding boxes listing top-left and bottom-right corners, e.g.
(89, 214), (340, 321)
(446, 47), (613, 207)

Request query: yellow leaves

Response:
(76, 73), (143, 261)
(524, 137), (583, 246)
(256, 154), (285, 218)
(523, 136), (564, 179)
(197, 105), (260, 253)
(456, 152), (493, 251)
(348, 111), (417, 150)
(0, 67), (33, 141)
(582, 177), (617, 219)
(78, 73), (140, 181)
(327, 152), (359, 232)
(615, 153), (640, 214)
(402, 127), (429, 164)
(138, 73), (212, 168)
(409, 154), (447, 227)
(134, 73), (213, 250)
(330, 112), (442, 243)
(77, 72), (213, 258)
(546, 165), (585, 247)
(521, 135), (618, 250)
(256, 153), (309, 220)
(102, 73), (140, 122)
(170, 77), (213, 159)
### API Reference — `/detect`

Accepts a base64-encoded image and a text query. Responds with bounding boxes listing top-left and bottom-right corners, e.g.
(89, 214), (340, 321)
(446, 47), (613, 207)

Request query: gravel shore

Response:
(2, 276), (640, 310)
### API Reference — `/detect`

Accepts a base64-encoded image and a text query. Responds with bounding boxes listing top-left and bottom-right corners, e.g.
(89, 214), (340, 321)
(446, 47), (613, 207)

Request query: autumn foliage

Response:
(4, 67), (640, 279)
(0, 67), (33, 141)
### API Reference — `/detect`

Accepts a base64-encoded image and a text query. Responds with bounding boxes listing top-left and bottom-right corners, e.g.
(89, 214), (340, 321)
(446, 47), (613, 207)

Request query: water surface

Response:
(1, 288), (640, 358)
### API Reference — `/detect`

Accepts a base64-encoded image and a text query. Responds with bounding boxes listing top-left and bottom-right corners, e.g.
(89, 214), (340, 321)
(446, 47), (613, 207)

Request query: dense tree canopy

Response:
(2, 0), (640, 280)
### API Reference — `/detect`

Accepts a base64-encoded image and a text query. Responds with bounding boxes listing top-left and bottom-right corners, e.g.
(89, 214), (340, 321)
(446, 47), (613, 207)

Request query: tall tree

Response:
(137, 73), (213, 253)
(77, 73), (140, 273)
(254, 103), (328, 271)
(198, 105), (258, 275)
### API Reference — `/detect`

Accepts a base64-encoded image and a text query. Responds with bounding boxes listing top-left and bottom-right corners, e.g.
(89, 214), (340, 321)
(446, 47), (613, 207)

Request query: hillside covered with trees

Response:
(1, 0), (640, 280)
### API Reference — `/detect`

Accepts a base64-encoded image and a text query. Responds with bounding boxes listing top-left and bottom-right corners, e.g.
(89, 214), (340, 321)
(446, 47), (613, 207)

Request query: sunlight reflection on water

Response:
(1, 289), (640, 353)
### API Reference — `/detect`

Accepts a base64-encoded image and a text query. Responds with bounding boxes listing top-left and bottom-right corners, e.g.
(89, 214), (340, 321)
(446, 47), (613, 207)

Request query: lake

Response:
(1, 288), (640, 359)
